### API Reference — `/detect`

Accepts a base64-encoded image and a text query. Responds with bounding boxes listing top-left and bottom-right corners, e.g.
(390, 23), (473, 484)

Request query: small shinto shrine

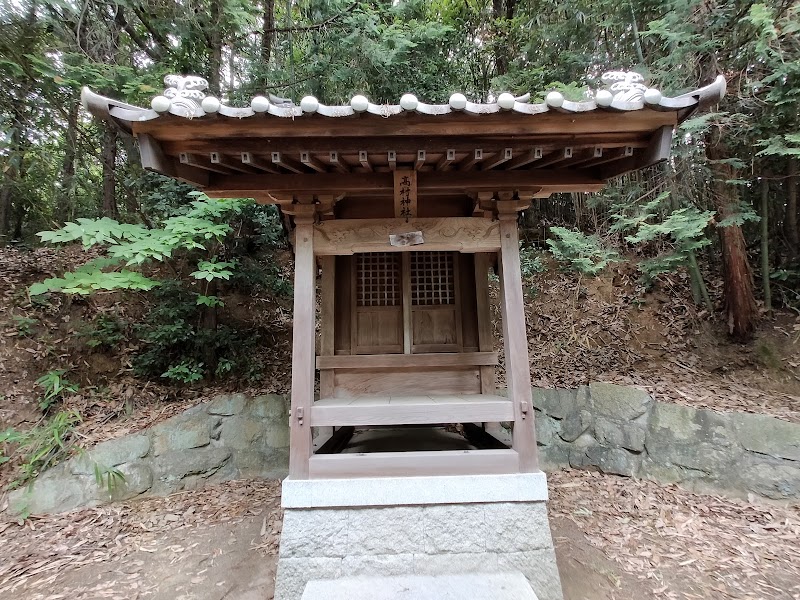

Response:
(84, 72), (725, 600)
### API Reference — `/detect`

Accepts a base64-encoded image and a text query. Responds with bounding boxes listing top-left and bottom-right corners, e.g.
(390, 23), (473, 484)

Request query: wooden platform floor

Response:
(311, 394), (513, 426)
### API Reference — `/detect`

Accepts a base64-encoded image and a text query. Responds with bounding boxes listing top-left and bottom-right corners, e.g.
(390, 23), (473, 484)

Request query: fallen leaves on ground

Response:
(549, 469), (800, 600)
(0, 479), (282, 598)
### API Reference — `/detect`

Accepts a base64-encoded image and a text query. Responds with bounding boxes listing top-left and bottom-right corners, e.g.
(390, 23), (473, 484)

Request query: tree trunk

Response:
(57, 101), (79, 225)
(261, 0), (274, 65)
(492, 0), (508, 77)
(786, 157), (799, 262)
(208, 0), (223, 96)
(0, 125), (23, 240)
(760, 178), (772, 316)
(101, 124), (118, 219)
(706, 136), (758, 340)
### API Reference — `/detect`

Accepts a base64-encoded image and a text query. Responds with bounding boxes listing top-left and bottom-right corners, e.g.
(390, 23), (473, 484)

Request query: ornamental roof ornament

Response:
(82, 70), (725, 125)
(151, 75), (209, 117)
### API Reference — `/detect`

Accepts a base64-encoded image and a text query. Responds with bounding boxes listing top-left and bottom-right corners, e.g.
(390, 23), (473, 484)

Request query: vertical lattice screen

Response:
(356, 252), (401, 307)
(410, 252), (455, 306)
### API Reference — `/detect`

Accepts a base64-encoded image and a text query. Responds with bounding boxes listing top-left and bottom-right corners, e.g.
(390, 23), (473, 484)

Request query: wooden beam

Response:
(504, 148), (543, 171)
(458, 149), (484, 171)
(133, 109), (678, 141)
(535, 147), (573, 168)
(289, 206), (316, 479)
(497, 206), (538, 472)
(359, 150), (373, 172)
(138, 133), (209, 186)
(414, 150), (426, 171)
(210, 152), (258, 173)
(328, 151), (349, 173)
(316, 352), (498, 369)
(481, 148), (513, 171)
(308, 449), (520, 478)
(271, 152), (305, 174)
(206, 169), (604, 196)
(301, 151), (328, 173)
(241, 152), (280, 173)
(579, 146), (634, 169)
(311, 395), (514, 427)
(600, 125), (674, 178)
(313, 217), (501, 255)
(179, 152), (230, 174)
(566, 147), (604, 167)
(387, 150), (397, 171)
(436, 149), (456, 171)
(315, 426), (355, 455)
(463, 423), (510, 450)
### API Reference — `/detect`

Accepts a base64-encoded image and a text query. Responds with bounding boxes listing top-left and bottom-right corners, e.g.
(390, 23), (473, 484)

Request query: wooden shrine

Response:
(83, 72), (726, 482)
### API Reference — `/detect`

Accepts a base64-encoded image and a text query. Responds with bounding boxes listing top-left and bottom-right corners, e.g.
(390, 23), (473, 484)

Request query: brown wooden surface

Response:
(288, 209), (316, 478)
(333, 255), (352, 354)
(474, 252), (496, 394)
(319, 255), (336, 398)
(314, 218), (502, 255)
(310, 393), (514, 426)
(393, 169), (418, 218)
(316, 351), (498, 369)
(497, 208), (538, 472)
(308, 449), (520, 478)
(333, 366), (481, 397)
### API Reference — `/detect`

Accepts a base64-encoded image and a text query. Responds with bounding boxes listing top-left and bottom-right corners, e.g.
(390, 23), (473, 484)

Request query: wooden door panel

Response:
(355, 307), (403, 354)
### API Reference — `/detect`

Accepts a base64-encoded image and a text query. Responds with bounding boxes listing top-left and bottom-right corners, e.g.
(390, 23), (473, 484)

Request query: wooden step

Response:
(311, 394), (513, 426)
(308, 449), (519, 478)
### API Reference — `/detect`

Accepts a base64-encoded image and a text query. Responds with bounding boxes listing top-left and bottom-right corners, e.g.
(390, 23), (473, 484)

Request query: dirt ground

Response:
(1, 470), (798, 600)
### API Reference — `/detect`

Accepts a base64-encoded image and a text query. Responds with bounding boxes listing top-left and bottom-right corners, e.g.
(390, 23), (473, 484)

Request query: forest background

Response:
(0, 0), (799, 486)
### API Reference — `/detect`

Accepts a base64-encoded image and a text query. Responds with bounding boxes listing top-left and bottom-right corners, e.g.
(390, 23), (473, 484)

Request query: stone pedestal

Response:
(274, 473), (563, 600)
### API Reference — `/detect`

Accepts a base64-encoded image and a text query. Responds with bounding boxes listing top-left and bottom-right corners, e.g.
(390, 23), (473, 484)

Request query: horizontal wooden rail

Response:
(308, 449), (520, 478)
(316, 352), (498, 370)
(310, 394), (513, 426)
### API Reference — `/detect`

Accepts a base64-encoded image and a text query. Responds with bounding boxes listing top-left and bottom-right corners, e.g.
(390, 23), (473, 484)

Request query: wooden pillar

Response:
(289, 205), (316, 478)
(474, 252), (496, 394)
(496, 201), (538, 472)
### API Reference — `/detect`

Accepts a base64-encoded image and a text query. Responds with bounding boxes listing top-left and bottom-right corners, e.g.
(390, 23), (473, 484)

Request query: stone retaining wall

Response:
(7, 394), (289, 515)
(531, 383), (800, 501)
(6, 384), (799, 515)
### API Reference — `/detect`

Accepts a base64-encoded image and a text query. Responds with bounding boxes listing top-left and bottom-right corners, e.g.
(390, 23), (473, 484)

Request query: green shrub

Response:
(0, 410), (81, 488)
(546, 227), (619, 275)
(35, 370), (79, 412)
(79, 314), (127, 349)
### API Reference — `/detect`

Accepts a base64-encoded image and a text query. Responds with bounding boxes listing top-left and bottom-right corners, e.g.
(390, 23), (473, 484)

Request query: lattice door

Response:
(352, 252), (403, 354)
(409, 251), (461, 352)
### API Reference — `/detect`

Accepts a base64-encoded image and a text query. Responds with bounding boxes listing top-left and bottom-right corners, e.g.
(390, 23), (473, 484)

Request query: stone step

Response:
(301, 572), (539, 600)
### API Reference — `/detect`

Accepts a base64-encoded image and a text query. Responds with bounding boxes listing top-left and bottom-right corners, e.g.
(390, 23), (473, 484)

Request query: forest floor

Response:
(1, 471), (798, 600)
(1, 245), (799, 599)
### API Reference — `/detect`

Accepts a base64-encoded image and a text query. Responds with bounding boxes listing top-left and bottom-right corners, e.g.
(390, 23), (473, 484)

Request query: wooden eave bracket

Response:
(138, 133), (209, 187)
(599, 124), (674, 179)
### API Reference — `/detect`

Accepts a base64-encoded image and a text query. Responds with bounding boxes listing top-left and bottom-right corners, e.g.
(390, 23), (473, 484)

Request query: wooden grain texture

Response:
(333, 366), (481, 397)
(289, 212), (316, 478)
(310, 394), (514, 426)
(393, 169), (417, 218)
(314, 218), (501, 255)
(333, 256), (352, 354)
(308, 449), (520, 478)
(319, 256), (336, 398)
(497, 210), (538, 472)
(474, 252), (496, 395)
(316, 352), (498, 369)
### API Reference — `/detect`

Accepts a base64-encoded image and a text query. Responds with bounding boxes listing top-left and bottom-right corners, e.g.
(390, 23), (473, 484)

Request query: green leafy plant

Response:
(161, 360), (205, 383)
(36, 370), (79, 412)
(519, 244), (546, 278)
(11, 315), (37, 337)
(0, 410), (81, 488)
(79, 314), (126, 349)
(546, 227), (619, 275)
(93, 463), (126, 493)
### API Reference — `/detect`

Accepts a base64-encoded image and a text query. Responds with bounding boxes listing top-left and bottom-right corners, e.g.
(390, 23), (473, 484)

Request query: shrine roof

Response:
(79, 71), (725, 203)
(82, 72), (725, 126)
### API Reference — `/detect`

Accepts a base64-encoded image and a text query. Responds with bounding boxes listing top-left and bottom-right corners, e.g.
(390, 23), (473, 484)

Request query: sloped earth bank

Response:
(1, 471), (798, 600)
